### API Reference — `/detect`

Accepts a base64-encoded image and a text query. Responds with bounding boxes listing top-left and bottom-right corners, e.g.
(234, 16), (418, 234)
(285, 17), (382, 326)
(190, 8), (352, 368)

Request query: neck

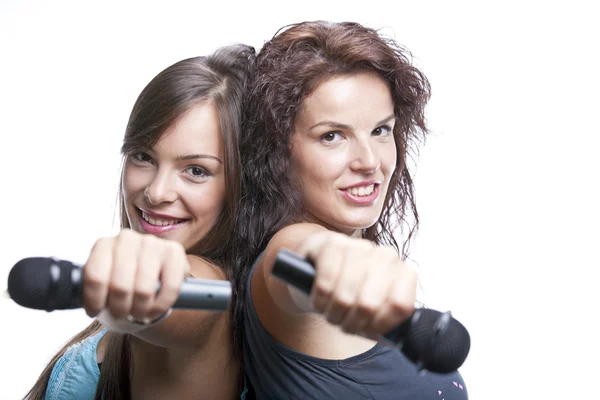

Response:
(301, 214), (363, 237)
(129, 316), (240, 400)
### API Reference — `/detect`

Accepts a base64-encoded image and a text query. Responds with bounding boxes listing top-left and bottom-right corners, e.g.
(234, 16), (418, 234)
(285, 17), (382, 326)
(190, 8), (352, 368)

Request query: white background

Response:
(1, 1), (598, 399)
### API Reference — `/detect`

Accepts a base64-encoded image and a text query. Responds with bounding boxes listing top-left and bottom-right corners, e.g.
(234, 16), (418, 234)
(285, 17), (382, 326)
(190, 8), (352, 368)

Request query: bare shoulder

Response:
(186, 255), (226, 280)
(250, 223), (326, 317)
(263, 223), (327, 271)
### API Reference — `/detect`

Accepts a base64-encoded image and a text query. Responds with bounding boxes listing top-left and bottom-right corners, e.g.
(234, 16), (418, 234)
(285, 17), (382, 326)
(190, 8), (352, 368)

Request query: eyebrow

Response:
(176, 154), (223, 164)
(309, 114), (395, 131)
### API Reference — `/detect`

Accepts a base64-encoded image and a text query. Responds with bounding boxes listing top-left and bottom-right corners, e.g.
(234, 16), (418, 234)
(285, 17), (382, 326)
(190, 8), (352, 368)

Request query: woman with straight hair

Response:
(26, 43), (255, 400)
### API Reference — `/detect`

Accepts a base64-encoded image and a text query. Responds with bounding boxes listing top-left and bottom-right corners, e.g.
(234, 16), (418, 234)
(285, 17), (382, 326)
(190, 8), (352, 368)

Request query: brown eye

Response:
(188, 166), (208, 177)
(372, 125), (392, 137)
(320, 132), (342, 143)
(131, 152), (153, 163)
(184, 166), (211, 182)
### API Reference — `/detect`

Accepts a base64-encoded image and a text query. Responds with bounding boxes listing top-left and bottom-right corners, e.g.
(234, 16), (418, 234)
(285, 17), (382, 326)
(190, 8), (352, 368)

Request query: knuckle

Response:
(161, 280), (182, 296)
(174, 240), (185, 252)
(162, 239), (183, 257)
(312, 281), (333, 299)
(314, 268), (337, 289)
(357, 239), (373, 251)
(164, 240), (184, 258)
(389, 297), (414, 317)
(133, 288), (154, 302)
(374, 246), (395, 260)
(140, 234), (158, 248)
(356, 299), (379, 317)
(153, 297), (174, 313)
(316, 230), (334, 243)
(328, 233), (348, 248)
(403, 265), (418, 282)
(117, 228), (132, 239)
(108, 283), (130, 298)
(392, 264), (417, 287)
(83, 272), (106, 289)
(93, 237), (112, 249)
(89, 238), (113, 258)
(117, 228), (138, 244)
(332, 293), (354, 311)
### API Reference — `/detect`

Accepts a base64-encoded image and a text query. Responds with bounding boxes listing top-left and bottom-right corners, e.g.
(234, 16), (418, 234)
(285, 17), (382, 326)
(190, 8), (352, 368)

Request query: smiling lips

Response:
(138, 209), (189, 234)
(340, 182), (380, 205)
(137, 182), (380, 232)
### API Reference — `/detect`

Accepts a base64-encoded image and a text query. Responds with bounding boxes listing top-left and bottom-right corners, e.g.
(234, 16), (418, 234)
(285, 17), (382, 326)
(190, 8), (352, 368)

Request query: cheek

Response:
(293, 148), (341, 187)
(188, 181), (226, 221)
(122, 166), (147, 202)
(381, 144), (398, 176)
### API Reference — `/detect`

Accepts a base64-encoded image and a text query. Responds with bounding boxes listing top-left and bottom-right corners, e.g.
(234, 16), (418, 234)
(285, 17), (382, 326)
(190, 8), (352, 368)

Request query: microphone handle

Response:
(172, 278), (231, 310)
(47, 260), (232, 311)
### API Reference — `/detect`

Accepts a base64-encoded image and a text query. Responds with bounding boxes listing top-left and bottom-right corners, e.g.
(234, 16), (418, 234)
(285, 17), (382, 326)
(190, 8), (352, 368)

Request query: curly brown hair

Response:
(230, 20), (431, 356)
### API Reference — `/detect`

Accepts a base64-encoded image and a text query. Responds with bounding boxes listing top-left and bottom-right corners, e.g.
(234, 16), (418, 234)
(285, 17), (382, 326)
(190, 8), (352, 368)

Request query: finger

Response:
(130, 235), (163, 320)
(82, 238), (114, 317)
(341, 247), (399, 333)
(363, 262), (417, 335)
(295, 231), (331, 263)
(302, 233), (346, 314)
(107, 229), (140, 319)
(324, 241), (373, 326)
(151, 241), (187, 318)
(339, 262), (389, 333)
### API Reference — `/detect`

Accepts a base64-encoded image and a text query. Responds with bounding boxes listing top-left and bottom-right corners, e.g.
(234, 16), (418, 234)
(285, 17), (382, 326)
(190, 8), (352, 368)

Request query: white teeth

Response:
(142, 211), (181, 226)
(347, 184), (375, 197)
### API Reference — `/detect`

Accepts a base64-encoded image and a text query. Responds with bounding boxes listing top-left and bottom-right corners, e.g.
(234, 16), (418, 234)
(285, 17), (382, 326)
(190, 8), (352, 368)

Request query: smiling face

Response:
(290, 71), (397, 236)
(122, 101), (226, 250)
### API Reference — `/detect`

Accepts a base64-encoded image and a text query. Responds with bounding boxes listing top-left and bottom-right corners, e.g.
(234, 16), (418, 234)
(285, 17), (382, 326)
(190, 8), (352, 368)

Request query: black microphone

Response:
(7, 257), (231, 312)
(272, 248), (471, 374)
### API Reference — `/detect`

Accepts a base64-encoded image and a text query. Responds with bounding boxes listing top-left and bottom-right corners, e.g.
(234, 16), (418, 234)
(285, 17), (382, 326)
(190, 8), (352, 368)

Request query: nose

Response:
(350, 139), (380, 174)
(144, 169), (178, 205)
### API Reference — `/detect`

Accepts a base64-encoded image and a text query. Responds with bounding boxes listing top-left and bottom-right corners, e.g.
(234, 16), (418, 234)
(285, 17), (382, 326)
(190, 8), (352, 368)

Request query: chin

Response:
(334, 220), (378, 235)
(346, 215), (380, 230)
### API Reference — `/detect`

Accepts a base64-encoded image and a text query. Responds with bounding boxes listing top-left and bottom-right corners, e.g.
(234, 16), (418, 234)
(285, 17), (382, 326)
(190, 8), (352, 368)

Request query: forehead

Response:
(154, 101), (223, 157)
(298, 72), (394, 125)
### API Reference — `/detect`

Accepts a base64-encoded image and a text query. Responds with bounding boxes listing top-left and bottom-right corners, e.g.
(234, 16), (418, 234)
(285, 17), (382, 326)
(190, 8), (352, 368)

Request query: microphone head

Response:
(7, 257), (81, 311)
(401, 308), (471, 374)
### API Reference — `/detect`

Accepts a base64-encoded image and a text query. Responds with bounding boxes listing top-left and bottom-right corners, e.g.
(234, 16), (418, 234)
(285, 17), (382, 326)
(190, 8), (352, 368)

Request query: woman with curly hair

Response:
(231, 21), (468, 399)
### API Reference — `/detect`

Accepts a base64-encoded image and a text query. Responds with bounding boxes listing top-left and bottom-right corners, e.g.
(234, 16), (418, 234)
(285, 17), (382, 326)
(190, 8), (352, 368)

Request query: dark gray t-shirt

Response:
(243, 258), (468, 399)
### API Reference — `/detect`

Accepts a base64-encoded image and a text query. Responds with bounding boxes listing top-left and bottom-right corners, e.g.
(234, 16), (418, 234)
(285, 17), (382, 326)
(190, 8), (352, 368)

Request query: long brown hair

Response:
(230, 20), (431, 355)
(25, 43), (255, 400)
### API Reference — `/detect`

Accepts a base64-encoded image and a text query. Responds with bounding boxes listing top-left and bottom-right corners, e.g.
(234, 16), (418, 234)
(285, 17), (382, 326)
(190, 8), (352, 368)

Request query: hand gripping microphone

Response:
(272, 249), (471, 374)
(7, 257), (231, 312)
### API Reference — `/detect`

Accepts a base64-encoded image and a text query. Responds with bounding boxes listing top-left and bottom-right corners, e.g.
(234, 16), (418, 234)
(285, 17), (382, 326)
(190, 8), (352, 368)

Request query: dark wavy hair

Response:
(25, 43), (255, 400)
(230, 20), (431, 354)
